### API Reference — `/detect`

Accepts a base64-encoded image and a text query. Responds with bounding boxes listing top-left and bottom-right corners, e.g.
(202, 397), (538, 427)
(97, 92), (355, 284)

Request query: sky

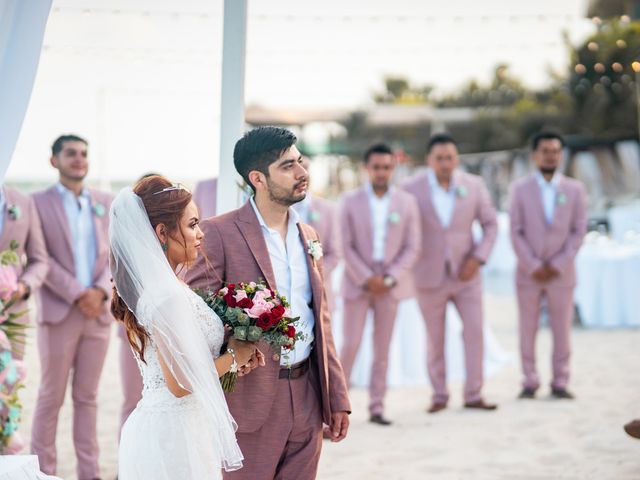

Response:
(7, 0), (594, 184)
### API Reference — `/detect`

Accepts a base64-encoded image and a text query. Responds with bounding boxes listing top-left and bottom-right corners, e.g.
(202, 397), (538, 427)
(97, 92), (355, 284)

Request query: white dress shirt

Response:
(250, 197), (315, 366)
(427, 168), (457, 228)
(0, 189), (6, 236)
(366, 183), (392, 262)
(535, 171), (560, 225)
(56, 183), (97, 288)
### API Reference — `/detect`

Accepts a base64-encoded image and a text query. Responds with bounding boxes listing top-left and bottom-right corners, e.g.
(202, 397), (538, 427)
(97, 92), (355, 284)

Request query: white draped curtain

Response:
(0, 0), (52, 183)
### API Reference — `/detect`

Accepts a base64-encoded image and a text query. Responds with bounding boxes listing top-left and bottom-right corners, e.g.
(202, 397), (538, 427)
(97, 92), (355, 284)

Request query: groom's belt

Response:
(279, 358), (310, 380)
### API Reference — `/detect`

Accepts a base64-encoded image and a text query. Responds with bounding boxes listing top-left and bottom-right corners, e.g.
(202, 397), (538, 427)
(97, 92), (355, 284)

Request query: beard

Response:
(539, 166), (557, 176)
(266, 177), (307, 207)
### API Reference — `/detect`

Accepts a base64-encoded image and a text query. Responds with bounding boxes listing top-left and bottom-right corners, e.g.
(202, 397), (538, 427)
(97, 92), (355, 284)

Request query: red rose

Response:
(256, 312), (272, 330)
(287, 325), (296, 338)
(227, 284), (236, 290)
(236, 297), (253, 309)
(223, 291), (237, 307)
(271, 305), (285, 321)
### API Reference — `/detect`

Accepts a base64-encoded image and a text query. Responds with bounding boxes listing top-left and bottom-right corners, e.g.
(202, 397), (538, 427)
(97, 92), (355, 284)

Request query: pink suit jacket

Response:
(340, 186), (421, 300)
(0, 187), (49, 324)
(404, 170), (497, 289)
(185, 201), (351, 433)
(509, 173), (587, 288)
(193, 178), (218, 220)
(32, 186), (113, 325)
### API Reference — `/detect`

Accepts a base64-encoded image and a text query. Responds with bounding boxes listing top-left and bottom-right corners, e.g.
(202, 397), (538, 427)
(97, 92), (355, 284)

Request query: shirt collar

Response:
(427, 168), (456, 191)
(56, 182), (90, 200)
(535, 170), (561, 188)
(365, 182), (393, 200)
(250, 196), (300, 233)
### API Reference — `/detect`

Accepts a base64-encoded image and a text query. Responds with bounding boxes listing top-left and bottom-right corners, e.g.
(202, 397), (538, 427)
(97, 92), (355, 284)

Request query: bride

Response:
(109, 175), (259, 478)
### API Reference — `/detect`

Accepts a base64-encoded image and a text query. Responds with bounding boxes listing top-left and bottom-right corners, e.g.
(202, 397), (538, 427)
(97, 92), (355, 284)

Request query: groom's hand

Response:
(324, 411), (349, 442)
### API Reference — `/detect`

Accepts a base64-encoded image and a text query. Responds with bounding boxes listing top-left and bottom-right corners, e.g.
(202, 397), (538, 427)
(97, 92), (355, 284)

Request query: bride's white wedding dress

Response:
(109, 186), (242, 480)
(118, 287), (226, 479)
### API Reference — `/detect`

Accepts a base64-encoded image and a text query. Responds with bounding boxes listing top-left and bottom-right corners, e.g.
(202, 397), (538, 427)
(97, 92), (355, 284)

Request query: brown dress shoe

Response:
(624, 419), (640, 439)
(369, 414), (392, 426)
(464, 399), (498, 410)
(427, 402), (447, 414)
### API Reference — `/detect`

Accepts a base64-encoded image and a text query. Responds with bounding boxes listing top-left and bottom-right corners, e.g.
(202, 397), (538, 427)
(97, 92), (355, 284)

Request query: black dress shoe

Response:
(369, 414), (392, 426)
(464, 399), (498, 410)
(518, 388), (537, 399)
(551, 388), (575, 399)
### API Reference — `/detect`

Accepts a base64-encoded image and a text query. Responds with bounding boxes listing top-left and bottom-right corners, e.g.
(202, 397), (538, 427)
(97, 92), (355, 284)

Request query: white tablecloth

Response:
(0, 456), (61, 480)
(329, 267), (511, 387)
(575, 241), (640, 328)
(607, 202), (640, 243)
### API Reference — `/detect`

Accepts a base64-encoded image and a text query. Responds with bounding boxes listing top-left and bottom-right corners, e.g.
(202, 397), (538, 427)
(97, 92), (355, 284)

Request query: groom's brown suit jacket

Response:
(185, 201), (351, 433)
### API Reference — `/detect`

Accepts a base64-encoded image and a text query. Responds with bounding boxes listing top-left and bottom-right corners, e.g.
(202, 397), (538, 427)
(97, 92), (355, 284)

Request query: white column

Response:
(0, 0), (52, 183)
(216, 0), (247, 215)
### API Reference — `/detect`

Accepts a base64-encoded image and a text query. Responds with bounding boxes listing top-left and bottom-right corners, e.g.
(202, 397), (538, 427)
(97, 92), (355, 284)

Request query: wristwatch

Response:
(226, 347), (238, 373)
(383, 275), (396, 288)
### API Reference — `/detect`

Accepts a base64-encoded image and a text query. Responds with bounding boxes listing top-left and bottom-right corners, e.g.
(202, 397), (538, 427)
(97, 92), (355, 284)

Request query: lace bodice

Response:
(134, 287), (224, 394)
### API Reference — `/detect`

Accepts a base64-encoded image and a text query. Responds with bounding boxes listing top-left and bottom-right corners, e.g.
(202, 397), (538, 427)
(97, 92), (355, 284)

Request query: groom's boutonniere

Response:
(456, 185), (468, 198)
(556, 192), (567, 206)
(93, 203), (106, 217)
(388, 212), (401, 224)
(7, 205), (21, 221)
(307, 239), (323, 266)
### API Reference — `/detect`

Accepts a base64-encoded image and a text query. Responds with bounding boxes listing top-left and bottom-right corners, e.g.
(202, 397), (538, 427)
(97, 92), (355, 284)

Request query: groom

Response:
(186, 126), (351, 479)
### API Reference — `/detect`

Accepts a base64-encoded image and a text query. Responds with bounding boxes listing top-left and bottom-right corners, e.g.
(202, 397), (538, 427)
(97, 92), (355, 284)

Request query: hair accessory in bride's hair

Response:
(151, 183), (189, 195)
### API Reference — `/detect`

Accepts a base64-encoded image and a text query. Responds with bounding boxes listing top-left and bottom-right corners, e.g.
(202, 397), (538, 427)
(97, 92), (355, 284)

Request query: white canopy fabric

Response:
(0, 0), (51, 183)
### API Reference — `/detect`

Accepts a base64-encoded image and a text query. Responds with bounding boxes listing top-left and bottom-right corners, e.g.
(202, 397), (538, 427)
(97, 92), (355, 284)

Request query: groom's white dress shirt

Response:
(250, 197), (315, 366)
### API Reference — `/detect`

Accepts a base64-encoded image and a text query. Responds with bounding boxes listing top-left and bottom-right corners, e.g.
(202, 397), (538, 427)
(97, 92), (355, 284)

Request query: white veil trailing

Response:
(109, 187), (243, 472)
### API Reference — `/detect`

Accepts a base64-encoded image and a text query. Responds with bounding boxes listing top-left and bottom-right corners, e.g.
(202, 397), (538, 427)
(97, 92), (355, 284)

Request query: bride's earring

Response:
(162, 242), (168, 252)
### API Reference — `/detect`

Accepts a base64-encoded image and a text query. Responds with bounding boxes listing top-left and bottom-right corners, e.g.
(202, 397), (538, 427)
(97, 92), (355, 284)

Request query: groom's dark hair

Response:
(233, 126), (297, 192)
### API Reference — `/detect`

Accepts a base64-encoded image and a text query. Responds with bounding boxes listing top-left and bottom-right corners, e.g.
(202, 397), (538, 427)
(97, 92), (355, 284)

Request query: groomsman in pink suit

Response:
(193, 177), (218, 219)
(405, 133), (498, 413)
(0, 185), (49, 359)
(292, 157), (342, 313)
(187, 126), (350, 480)
(509, 131), (587, 400)
(31, 135), (113, 480)
(339, 143), (420, 425)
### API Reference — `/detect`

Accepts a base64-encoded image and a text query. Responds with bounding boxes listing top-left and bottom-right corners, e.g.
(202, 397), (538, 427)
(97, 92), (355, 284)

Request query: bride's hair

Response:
(111, 175), (193, 362)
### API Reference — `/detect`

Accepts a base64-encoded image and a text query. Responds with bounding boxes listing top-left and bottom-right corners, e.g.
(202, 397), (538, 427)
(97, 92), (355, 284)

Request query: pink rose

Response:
(4, 432), (25, 454)
(0, 266), (18, 302)
(0, 330), (10, 351)
(218, 287), (229, 296)
(233, 290), (248, 302)
(245, 290), (271, 318)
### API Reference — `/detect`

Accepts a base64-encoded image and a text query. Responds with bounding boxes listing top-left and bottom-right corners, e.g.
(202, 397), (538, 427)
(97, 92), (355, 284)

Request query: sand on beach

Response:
(15, 292), (640, 480)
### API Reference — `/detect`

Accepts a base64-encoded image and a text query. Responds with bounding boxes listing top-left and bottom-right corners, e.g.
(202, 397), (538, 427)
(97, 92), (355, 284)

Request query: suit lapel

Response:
(88, 191), (108, 280)
(47, 187), (75, 257)
(356, 188), (375, 260)
(384, 190), (401, 262)
(235, 202), (277, 290)
(551, 175), (568, 226)
(297, 223), (324, 338)
(448, 170), (465, 230)
(530, 175), (550, 227)
(417, 172), (445, 232)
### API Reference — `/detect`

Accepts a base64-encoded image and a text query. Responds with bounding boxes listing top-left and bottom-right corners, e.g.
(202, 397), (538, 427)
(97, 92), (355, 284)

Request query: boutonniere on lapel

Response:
(309, 210), (321, 223)
(388, 212), (401, 224)
(307, 239), (323, 267)
(7, 205), (20, 221)
(456, 185), (468, 198)
(93, 203), (106, 217)
(556, 192), (567, 206)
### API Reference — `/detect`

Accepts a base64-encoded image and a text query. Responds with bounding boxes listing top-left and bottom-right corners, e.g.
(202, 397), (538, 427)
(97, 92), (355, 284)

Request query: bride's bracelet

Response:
(226, 347), (238, 373)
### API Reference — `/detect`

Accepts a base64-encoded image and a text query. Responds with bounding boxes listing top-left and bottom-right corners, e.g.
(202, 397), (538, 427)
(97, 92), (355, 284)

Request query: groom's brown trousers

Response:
(223, 364), (323, 480)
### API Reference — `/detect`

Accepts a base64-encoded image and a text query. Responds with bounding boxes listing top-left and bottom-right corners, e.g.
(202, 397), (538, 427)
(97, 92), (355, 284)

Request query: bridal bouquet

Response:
(197, 281), (304, 392)
(0, 241), (29, 454)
